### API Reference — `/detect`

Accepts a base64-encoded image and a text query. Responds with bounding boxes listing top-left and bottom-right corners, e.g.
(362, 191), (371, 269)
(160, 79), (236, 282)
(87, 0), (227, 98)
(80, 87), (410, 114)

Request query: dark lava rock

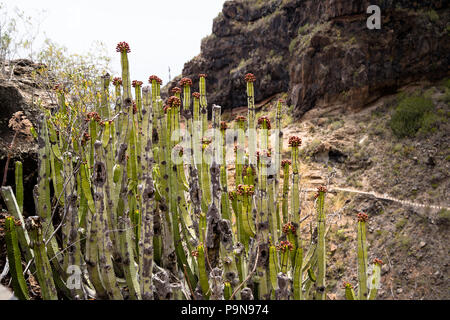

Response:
(165, 0), (449, 117)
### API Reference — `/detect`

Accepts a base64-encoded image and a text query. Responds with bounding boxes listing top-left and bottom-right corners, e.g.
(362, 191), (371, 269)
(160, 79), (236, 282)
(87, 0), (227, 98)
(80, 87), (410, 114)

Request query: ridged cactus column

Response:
(288, 136), (302, 266)
(25, 216), (58, 300)
(315, 186), (327, 300)
(245, 73), (257, 167)
(281, 160), (291, 224)
(357, 212), (369, 300)
(116, 42), (131, 101)
(4, 216), (29, 300)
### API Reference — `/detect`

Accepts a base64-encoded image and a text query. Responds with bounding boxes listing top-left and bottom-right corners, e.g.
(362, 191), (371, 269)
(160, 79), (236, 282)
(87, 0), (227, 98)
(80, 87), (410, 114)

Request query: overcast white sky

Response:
(7, 0), (226, 85)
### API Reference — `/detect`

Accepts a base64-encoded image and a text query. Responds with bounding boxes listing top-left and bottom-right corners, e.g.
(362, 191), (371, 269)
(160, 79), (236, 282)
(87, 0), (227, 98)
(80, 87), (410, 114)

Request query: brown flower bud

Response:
(116, 41), (130, 53)
(288, 136), (302, 147)
(244, 73), (256, 83)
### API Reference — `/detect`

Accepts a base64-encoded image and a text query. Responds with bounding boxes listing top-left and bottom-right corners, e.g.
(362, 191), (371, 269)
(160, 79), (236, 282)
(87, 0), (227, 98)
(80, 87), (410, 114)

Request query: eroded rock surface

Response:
(166, 0), (449, 116)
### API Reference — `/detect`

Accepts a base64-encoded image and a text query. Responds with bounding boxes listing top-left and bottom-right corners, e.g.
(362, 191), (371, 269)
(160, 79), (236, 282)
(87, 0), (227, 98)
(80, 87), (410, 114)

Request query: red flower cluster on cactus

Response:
(85, 112), (101, 123)
(116, 41), (130, 53)
(277, 240), (293, 252)
(148, 75), (162, 85)
(179, 77), (193, 87)
(167, 96), (181, 108)
(81, 132), (91, 145)
(236, 184), (254, 196)
(191, 250), (199, 257)
(282, 222), (296, 234)
(258, 116), (271, 129)
(288, 136), (302, 147)
(281, 159), (291, 167)
(357, 212), (369, 222)
(132, 80), (143, 88)
(163, 105), (171, 114)
(192, 92), (201, 99)
(314, 185), (328, 199)
(220, 121), (228, 130)
(256, 150), (271, 162)
(244, 73), (256, 83)
(112, 77), (122, 86)
(171, 87), (182, 94)
(242, 165), (256, 178)
(373, 258), (384, 266)
(235, 115), (247, 122)
(228, 191), (236, 201)
(198, 73), (207, 78)
(342, 282), (353, 289)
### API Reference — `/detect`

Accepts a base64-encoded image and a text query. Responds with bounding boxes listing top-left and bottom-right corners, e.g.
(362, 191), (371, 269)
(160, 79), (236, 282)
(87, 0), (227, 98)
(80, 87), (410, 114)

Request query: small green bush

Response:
(418, 112), (441, 135)
(390, 96), (434, 138)
(439, 87), (450, 104)
(437, 209), (450, 224)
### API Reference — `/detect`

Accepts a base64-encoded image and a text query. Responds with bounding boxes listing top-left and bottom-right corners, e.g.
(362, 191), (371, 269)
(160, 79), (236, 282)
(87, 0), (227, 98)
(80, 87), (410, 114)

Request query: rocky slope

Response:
(0, 60), (54, 216)
(221, 78), (449, 300)
(167, 0), (449, 116)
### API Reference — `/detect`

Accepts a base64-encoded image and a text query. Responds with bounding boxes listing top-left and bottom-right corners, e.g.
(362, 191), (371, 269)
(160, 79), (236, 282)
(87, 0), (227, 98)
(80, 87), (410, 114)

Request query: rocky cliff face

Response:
(0, 59), (52, 216)
(167, 0), (449, 116)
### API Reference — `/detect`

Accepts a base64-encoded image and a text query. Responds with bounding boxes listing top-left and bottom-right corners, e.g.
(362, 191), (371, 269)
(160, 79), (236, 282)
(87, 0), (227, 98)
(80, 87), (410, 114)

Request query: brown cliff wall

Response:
(166, 0), (449, 116)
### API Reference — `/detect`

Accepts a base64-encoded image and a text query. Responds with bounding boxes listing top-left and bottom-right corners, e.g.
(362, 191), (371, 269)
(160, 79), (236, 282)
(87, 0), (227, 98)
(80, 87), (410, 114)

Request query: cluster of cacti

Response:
(1, 42), (384, 300)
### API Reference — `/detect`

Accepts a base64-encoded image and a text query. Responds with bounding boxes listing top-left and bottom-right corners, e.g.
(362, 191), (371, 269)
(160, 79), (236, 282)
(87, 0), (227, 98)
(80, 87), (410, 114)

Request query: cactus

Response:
(315, 186), (327, 300)
(25, 216), (58, 300)
(4, 217), (29, 300)
(356, 212), (369, 300)
(0, 42), (387, 301)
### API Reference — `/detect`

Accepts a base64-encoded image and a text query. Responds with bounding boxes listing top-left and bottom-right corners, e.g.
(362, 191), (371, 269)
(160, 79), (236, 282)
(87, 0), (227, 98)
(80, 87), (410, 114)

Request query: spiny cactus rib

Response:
(357, 213), (369, 300)
(15, 161), (23, 214)
(293, 247), (303, 300)
(344, 283), (356, 300)
(4, 217), (29, 300)
(26, 216), (58, 300)
(315, 186), (326, 300)
(197, 244), (210, 299)
(1, 186), (33, 263)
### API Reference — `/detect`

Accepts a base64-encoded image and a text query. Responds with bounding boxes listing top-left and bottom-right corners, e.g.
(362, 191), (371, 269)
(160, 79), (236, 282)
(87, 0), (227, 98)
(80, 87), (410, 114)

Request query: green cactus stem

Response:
(245, 73), (257, 167)
(220, 121), (231, 221)
(315, 186), (327, 300)
(1, 186), (33, 263)
(14, 161), (23, 214)
(26, 216), (58, 300)
(4, 217), (29, 300)
(289, 136), (302, 228)
(357, 212), (369, 300)
(138, 86), (156, 299)
(237, 184), (256, 238)
(281, 160), (290, 224)
(293, 247), (303, 300)
(278, 241), (293, 274)
(196, 243), (210, 299)
(116, 42), (131, 100)
(100, 74), (111, 119)
(368, 259), (382, 300)
(344, 282), (356, 300)
(268, 245), (279, 290)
